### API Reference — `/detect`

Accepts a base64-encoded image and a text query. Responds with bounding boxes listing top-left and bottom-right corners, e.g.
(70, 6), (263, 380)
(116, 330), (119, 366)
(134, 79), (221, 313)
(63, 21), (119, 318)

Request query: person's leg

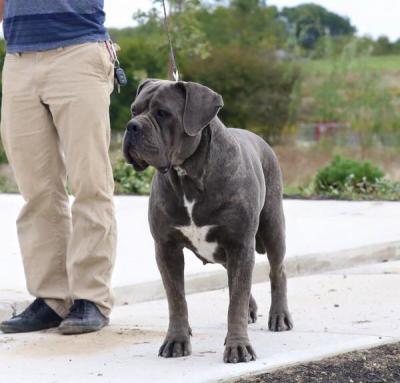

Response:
(42, 43), (117, 320)
(0, 53), (72, 319)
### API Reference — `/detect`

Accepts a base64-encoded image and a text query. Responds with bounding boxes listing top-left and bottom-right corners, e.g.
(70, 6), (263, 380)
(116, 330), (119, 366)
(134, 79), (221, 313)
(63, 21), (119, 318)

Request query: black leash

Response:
(161, 0), (180, 81)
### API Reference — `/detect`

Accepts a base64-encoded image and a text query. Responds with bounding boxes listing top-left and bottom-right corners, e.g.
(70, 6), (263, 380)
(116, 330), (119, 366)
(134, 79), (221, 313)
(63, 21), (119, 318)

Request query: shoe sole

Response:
(0, 322), (61, 334)
(58, 321), (109, 335)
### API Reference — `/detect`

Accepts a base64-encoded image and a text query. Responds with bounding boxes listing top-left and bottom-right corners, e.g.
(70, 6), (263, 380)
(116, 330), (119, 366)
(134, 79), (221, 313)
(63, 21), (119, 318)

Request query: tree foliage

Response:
(107, 0), (300, 140)
(0, 0), (396, 152)
(183, 47), (299, 142)
(281, 3), (356, 49)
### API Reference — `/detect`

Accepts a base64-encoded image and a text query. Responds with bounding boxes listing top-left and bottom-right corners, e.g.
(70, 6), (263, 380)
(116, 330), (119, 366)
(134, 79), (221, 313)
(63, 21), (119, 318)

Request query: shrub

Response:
(113, 159), (155, 195)
(182, 47), (300, 143)
(0, 140), (7, 164)
(315, 156), (384, 194)
(0, 175), (18, 193)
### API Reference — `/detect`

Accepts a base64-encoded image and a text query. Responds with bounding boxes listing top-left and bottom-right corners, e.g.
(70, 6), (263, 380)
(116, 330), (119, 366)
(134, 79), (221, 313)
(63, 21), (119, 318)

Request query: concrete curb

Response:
(113, 240), (400, 305)
(1, 241), (399, 320)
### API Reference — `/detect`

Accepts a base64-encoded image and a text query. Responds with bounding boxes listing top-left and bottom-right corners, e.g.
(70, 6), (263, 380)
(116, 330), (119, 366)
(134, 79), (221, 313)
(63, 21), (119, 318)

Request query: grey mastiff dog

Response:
(123, 79), (293, 363)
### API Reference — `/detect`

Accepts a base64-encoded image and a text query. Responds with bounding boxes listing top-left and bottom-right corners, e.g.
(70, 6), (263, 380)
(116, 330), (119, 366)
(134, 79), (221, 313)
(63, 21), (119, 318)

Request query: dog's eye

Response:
(131, 110), (137, 117)
(156, 109), (170, 118)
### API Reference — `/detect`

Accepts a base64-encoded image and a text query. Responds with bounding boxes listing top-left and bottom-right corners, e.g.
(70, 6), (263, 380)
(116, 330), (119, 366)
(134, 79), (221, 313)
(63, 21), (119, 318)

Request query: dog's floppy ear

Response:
(136, 78), (157, 97)
(179, 82), (224, 137)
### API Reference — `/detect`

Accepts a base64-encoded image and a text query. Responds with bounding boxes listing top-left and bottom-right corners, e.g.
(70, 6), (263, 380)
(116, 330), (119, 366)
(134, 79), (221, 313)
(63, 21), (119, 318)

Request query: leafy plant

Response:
(314, 156), (384, 194)
(284, 156), (400, 200)
(0, 175), (18, 193)
(184, 47), (300, 143)
(113, 159), (155, 195)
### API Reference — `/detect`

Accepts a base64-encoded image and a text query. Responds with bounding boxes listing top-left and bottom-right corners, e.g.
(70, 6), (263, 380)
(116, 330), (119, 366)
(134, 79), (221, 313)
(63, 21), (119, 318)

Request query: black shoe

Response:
(0, 298), (62, 334)
(58, 299), (109, 335)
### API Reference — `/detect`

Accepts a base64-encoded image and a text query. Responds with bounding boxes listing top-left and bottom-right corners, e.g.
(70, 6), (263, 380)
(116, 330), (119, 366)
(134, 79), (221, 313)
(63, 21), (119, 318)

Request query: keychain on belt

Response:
(105, 40), (128, 93)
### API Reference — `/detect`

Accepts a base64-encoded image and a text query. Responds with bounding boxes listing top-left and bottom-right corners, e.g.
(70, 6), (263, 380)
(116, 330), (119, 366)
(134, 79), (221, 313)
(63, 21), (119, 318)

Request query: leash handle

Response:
(162, 0), (179, 81)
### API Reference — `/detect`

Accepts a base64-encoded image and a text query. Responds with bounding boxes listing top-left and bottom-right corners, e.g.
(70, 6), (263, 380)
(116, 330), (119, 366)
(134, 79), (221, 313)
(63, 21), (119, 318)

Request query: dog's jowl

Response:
(123, 79), (293, 363)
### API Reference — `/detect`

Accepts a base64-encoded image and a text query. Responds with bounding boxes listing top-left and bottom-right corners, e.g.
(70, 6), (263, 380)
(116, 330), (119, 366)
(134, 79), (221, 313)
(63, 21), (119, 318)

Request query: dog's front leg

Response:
(224, 245), (256, 363)
(156, 241), (192, 358)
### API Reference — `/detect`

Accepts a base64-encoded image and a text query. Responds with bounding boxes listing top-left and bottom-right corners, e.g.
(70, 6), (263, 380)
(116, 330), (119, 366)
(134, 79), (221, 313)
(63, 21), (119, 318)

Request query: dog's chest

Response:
(175, 197), (218, 263)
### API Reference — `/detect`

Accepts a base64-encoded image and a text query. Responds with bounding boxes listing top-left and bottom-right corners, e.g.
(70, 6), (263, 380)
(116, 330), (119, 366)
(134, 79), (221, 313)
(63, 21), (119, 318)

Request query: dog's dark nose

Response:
(126, 120), (142, 134)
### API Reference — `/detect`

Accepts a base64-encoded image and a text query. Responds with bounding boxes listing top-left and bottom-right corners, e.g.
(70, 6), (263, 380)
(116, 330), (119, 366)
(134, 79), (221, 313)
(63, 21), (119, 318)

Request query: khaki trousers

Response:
(0, 42), (117, 318)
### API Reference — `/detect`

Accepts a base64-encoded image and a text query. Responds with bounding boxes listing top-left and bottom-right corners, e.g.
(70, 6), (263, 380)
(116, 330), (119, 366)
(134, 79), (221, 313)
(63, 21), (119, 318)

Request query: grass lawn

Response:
(302, 54), (400, 76)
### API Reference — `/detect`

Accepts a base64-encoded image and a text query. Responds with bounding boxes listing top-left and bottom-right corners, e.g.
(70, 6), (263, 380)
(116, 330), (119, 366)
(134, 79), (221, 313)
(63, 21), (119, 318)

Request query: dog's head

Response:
(123, 79), (223, 173)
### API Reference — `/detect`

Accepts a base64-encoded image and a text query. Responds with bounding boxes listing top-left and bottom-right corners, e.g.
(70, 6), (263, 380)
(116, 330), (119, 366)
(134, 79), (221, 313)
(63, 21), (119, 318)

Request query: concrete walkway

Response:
(0, 261), (399, 383)
(1, 195), (400, 290)
(1, 195), (400, 314)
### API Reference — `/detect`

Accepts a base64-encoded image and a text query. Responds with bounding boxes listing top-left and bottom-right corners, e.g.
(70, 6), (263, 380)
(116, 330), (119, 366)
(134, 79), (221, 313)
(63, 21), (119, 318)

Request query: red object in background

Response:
(314, 122), (345, 141)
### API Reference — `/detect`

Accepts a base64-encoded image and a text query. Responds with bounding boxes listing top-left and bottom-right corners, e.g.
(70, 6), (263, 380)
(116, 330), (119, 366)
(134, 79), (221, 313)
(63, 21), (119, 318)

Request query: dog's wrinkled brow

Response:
(132, 98), (148, 115)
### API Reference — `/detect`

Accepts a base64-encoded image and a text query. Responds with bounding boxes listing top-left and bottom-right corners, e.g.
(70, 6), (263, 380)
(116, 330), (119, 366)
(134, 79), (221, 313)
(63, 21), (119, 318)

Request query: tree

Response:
(105, 0), (299, 137)
(196, 0), (286, 49)
(374, 36), (392, 55)
(138, 0), (211, 78)
(183, 46), (300, 142)
(281, 4), (356, 50)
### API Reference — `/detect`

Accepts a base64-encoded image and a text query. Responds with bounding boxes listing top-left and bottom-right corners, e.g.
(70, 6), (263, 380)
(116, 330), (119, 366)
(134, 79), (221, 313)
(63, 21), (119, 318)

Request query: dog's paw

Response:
(223, 339), (256, 363)
(248, 296), (258, 324)
(158, 333), (192, 358)
(268, 309), (293, 332)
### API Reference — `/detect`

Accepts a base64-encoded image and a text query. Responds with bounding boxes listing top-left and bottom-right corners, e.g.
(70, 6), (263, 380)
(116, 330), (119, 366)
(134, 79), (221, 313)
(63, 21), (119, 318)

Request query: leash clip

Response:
(162, 0), (180, 82)
(172, 69), (179, 82)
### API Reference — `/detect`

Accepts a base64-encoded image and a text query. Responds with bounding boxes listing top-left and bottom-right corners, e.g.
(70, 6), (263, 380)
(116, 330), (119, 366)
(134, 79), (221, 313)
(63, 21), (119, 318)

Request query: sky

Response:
(104, 0), (400, 41)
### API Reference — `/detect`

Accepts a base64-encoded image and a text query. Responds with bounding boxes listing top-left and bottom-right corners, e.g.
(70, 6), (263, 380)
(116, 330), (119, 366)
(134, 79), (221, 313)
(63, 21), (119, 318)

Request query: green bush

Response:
(284, 156), (400, 200)
(315, 156), (384, 194)
(0, 140), (7, 164)
(0, 175), (18, 193)
(113, 159), (155, 195)
(183, 47), (300, 143)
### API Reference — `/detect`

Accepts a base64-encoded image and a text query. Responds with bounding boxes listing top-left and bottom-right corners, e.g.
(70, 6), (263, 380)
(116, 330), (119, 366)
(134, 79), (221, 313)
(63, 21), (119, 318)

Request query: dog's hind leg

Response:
(257, 196), (293, 332)
(248, 294), (258, 324)
(156, 241), (192, 358)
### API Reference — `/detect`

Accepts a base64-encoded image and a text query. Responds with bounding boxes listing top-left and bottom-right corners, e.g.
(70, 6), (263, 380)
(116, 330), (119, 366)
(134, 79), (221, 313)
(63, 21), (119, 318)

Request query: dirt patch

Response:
(232, 342), (400, 383)
(2, 326), (164, 358)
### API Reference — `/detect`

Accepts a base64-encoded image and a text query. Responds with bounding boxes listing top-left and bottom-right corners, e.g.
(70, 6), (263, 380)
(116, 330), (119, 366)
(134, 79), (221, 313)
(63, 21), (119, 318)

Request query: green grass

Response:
(302, 54), (400, 76)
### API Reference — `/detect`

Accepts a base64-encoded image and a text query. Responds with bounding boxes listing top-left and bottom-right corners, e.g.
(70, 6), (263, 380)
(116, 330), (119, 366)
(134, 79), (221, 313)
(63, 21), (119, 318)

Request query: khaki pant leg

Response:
(42, 43), (117, 317)
(1, 53), (72, 317)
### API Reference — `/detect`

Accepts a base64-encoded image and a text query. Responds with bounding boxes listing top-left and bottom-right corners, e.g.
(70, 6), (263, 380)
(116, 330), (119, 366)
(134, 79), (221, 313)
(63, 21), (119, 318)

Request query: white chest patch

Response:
(176, 197), (218, 263)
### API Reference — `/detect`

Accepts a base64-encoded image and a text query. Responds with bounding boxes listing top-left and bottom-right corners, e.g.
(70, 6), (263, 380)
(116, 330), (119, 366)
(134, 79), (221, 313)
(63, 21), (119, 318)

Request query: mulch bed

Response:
(234, 342), (400, 383)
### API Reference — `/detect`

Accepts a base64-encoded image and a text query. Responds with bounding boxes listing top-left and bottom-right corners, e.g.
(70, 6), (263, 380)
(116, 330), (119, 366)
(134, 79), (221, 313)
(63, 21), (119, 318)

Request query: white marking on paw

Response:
(176, 197), (218, 263)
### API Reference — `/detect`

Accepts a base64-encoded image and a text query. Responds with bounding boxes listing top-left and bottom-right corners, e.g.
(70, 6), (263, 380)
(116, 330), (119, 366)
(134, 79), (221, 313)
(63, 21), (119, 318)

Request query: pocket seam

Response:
(97, 42), (114, 78)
